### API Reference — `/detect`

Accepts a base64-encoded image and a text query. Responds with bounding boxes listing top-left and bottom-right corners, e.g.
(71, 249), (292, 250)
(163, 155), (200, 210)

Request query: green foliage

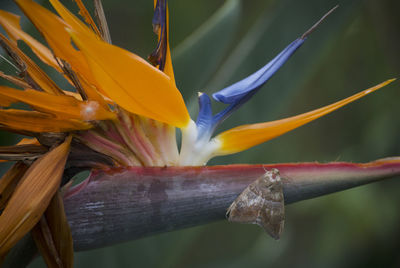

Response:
(173, 0), (241, 111)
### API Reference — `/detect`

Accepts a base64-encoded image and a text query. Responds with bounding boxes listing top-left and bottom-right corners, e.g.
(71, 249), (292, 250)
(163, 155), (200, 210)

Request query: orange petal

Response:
(0, 33), (64, 95)
(16, 137), (39, 145)
(49, 0), (98, 39)
(0, 136), (71, 256)
(164, 7), (175, 82)
(77, 72), (111, 109)
(31, 191), (73, 268)
(73, 0), (101, 37)
(0, 109), (92, 133)
(0, 86), (115, 121)
(0, 10), (61, 71)
(216, 79), (396, 154)
(63, 90), (83, 100)
(16, 0), (109, 106)
(164, 42), (175, 83)
(68, 29), (190, 127)
(0, 92), (15, 107)
(15, 0), (94, 86)
(63, 87), (113, 105)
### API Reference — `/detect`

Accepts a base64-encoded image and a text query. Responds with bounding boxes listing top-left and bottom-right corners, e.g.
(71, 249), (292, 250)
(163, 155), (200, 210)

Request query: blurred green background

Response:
(1, 0), (400, 267)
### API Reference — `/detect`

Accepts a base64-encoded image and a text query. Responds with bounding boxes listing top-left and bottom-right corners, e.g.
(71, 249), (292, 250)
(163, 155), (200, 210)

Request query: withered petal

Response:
(0, 136), (72, 257)
(0, 109), (92, 133)
(31, 191), (73, 268)
(0, 161), (29, 210)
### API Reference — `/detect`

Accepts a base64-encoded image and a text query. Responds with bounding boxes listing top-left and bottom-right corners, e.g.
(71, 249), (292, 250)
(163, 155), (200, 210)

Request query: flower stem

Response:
(64, 157), (400, 251)
(5, 157), (400, 266)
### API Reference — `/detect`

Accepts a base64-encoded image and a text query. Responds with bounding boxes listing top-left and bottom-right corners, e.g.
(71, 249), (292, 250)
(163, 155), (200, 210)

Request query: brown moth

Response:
(226, 168), (285, 240)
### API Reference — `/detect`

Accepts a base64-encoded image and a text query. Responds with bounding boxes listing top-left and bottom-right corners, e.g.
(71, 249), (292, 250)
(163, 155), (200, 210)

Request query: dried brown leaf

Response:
(0, 71), (30, 89)
(32, 216), (63, 268)
(0, 161), (29, 210)
(0, 109), (92, 133)
(93, 0), (112, 43)
(0, 144), (48, 161)
(0, 33), (64, 95)
(32, 191), (73, 268)
(0, 136), (71, 257)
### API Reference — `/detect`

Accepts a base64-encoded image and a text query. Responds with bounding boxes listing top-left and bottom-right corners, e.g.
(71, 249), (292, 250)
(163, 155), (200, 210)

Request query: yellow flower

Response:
(0, 0), (395, 166)
(0, 0), (395, 265)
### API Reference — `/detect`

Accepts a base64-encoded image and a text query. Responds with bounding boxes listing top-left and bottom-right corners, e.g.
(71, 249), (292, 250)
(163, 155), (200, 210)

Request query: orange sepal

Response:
(0, 10), (61, 71)
(72, 0), (101, 37)
(0, 33), (64, 95)
(0, 86), (115, 121)
(49, 0), (99, 40)
(217, 79), (396, 154)
(16, 137), (39, 145)
(15, 0), (95, 86)
(31, 191), (74, 268)
(68, 29), (190, 127)
(0, 161), (29, 210)
(15, 0), (110, 106)
(164, 7), (175, 82)
(0, 136), (71, 257)
(0, 109), (92, 133)
(77, 72), (111, 109)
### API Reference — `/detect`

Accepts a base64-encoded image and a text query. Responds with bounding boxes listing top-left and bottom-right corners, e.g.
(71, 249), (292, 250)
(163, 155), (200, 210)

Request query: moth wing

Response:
(227, 187), (264, 224)
(257, 198), (284, 240)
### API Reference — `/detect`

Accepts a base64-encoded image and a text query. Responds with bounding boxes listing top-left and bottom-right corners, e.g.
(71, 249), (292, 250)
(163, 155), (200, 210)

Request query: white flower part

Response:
(80, 101), (99, 121)
(191, 138), (221, 165)
(159, 124), (180, 166)
(178, 119), (198, 165)
(178, 119), (222, 166)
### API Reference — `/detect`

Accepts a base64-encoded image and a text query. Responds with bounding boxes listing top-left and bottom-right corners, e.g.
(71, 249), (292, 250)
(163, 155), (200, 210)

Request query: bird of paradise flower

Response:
(0, 0), (398, 266)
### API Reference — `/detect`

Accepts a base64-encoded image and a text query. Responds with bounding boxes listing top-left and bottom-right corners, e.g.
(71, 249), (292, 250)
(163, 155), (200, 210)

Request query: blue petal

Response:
(152, 0), (165, 26)
(212, 89), (256, 125)
(195, 7), (337, 141)
(195, 92), (214, 137)
(212, 38), (305, 104)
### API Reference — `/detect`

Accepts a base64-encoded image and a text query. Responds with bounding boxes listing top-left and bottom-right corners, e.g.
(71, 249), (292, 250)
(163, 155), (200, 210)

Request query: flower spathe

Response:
(68, 28), (190, 127)
(0, 0), (395, 165)
(0, 0), (396, 264)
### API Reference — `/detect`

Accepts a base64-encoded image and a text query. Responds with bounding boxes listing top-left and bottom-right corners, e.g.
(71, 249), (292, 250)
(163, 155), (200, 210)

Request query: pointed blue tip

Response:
(212, 38), (305, 104)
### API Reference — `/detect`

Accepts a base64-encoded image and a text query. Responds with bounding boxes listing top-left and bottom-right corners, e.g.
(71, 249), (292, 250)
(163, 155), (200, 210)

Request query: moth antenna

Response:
(262, 165), (268, 173)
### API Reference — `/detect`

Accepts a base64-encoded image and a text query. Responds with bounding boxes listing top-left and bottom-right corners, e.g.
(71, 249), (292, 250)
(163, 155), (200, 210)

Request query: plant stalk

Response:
(4, 158), (400, 267)
(64, 158), (400, 250)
